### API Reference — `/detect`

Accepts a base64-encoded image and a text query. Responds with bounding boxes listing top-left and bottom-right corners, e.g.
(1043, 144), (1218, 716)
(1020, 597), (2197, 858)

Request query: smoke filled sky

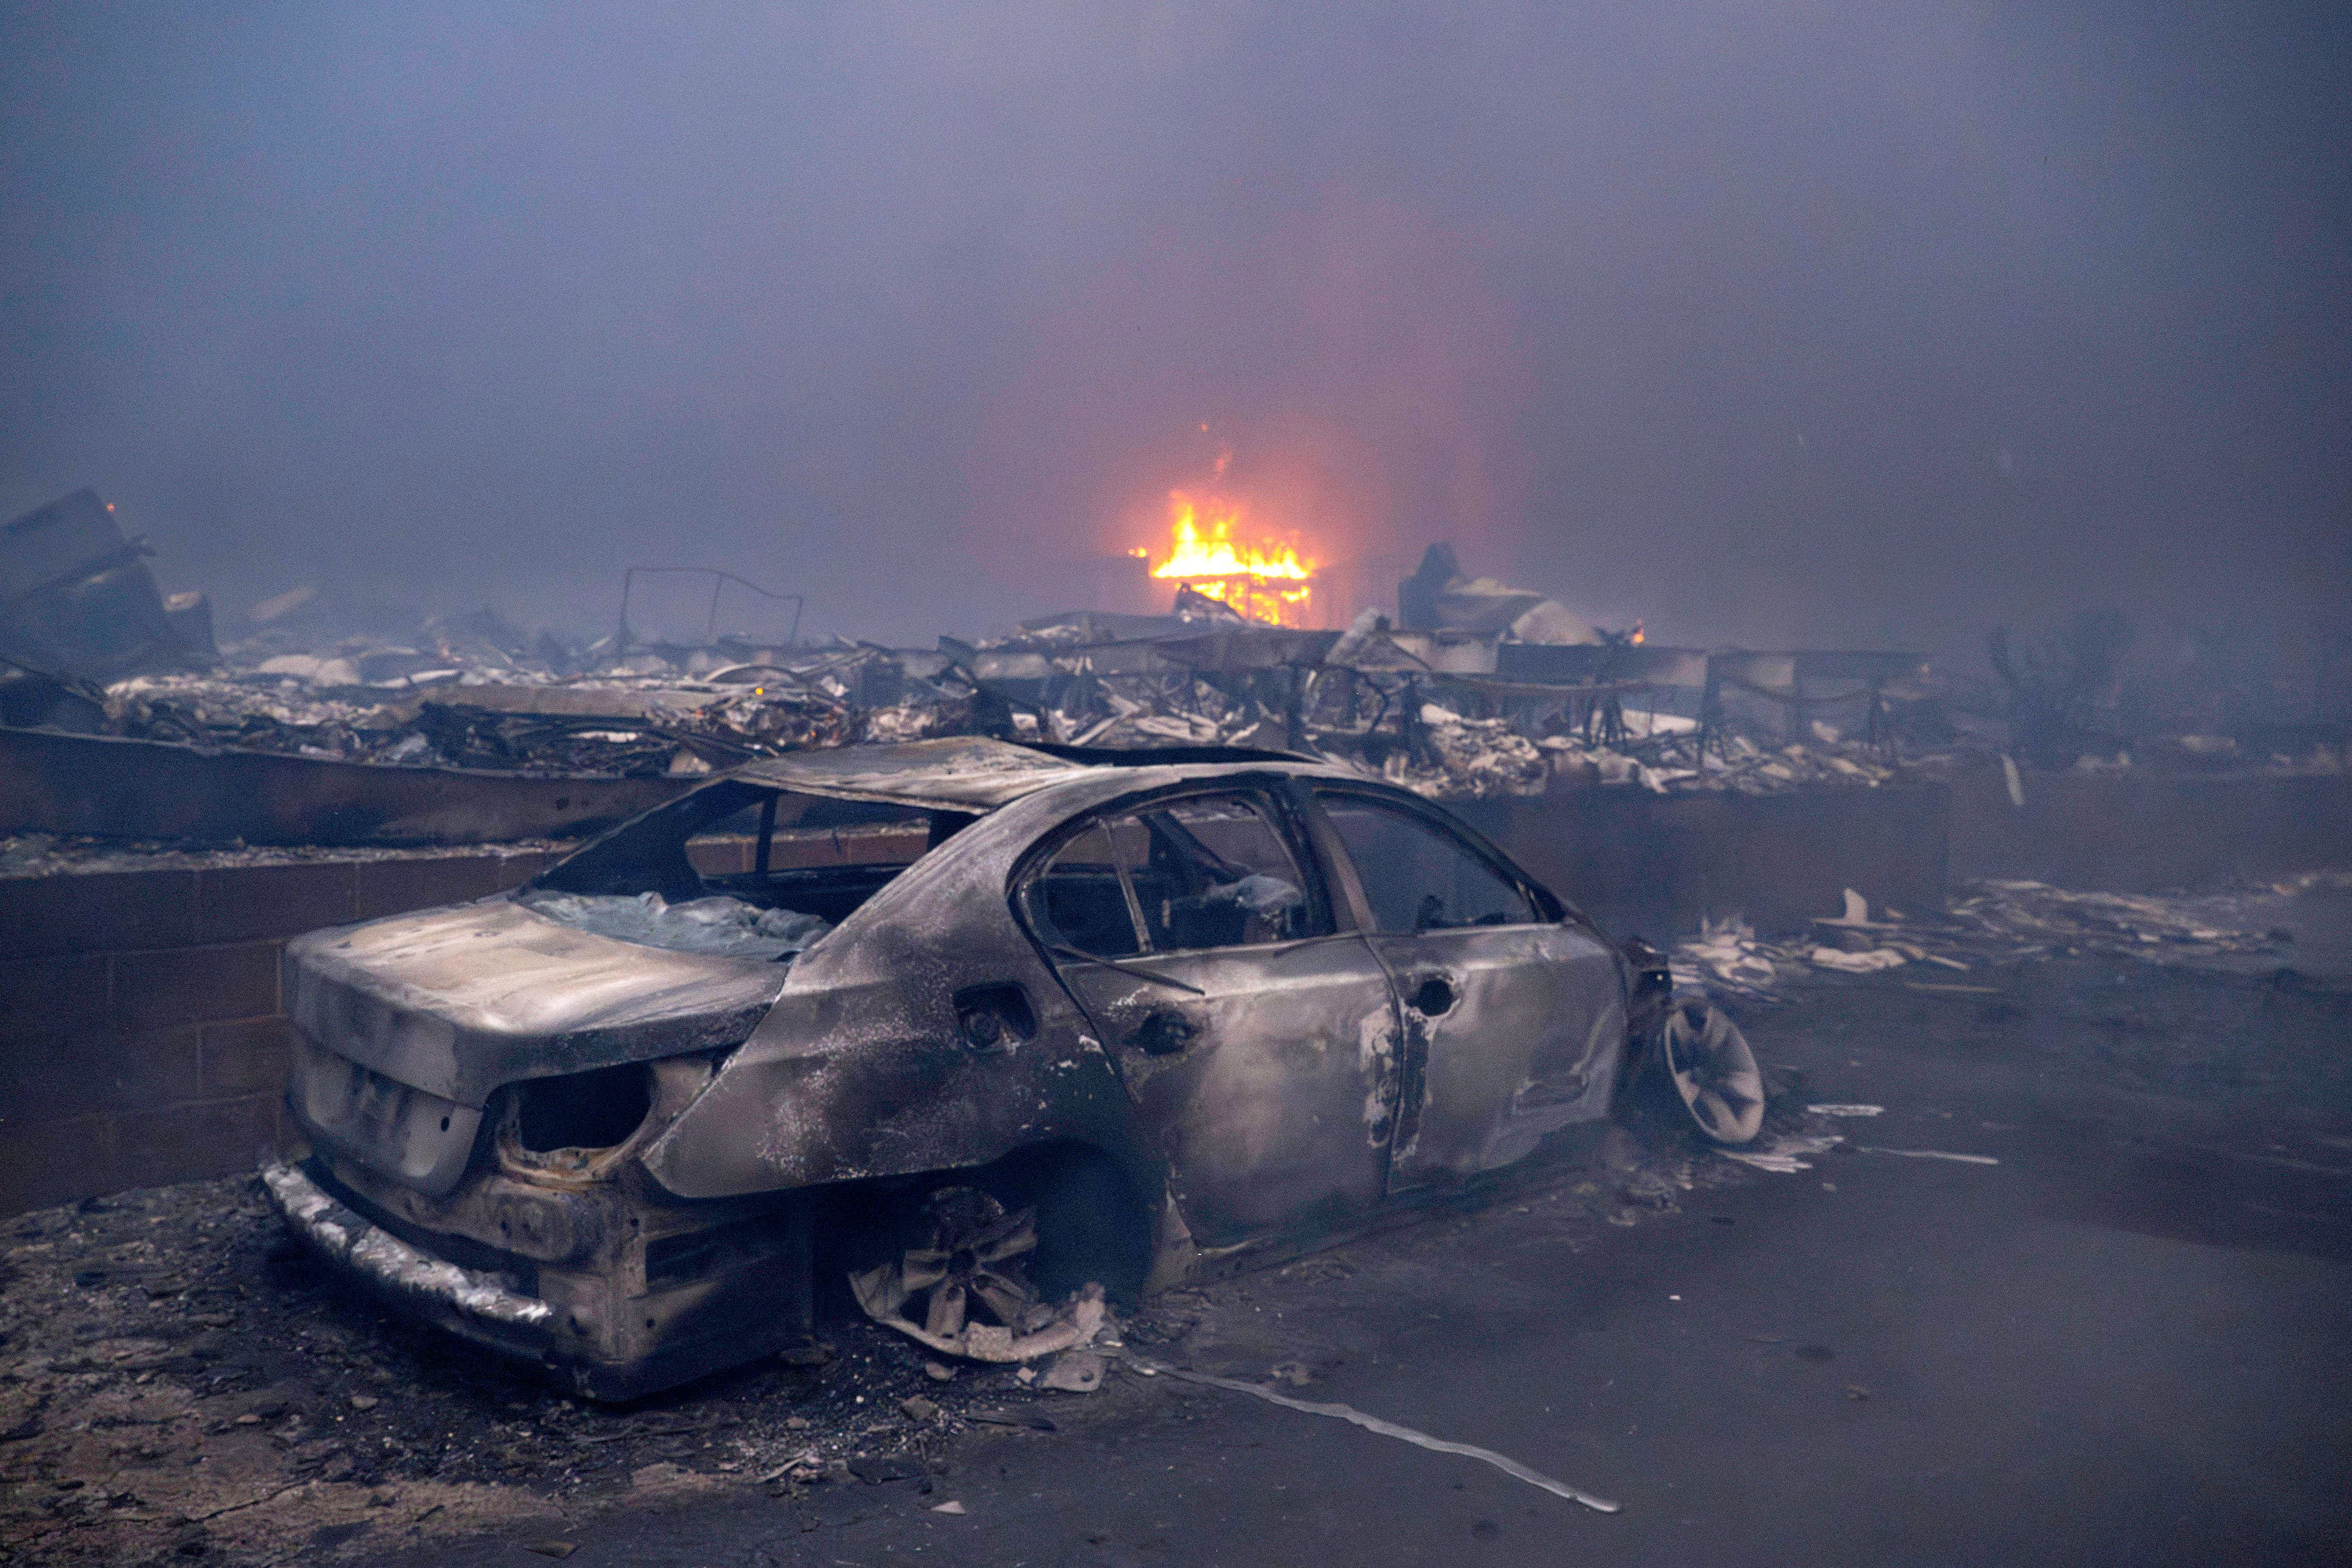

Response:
(3, 2), (2345, 651)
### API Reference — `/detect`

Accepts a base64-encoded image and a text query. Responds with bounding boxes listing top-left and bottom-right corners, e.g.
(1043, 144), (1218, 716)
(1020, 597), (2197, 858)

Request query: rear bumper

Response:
(261, 1157), (809, 1401)
(263, 1159), (550, 1327)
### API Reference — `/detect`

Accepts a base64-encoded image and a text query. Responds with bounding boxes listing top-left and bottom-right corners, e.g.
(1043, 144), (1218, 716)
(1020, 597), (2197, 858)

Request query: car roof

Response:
(728, 737), (1340, 814)
(733, 737), (1085, 812)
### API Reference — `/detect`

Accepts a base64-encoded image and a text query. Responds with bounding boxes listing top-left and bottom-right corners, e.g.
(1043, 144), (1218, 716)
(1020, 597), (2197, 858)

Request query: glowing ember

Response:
(1145, 490), (1316, 626)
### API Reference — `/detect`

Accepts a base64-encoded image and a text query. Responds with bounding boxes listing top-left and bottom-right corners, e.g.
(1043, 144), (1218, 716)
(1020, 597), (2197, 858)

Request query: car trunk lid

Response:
(284, 895), (789, 1109)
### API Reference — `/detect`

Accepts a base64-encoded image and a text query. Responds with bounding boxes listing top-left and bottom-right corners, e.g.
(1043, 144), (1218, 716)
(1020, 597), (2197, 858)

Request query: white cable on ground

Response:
(1124, 1357), (1620, 1514)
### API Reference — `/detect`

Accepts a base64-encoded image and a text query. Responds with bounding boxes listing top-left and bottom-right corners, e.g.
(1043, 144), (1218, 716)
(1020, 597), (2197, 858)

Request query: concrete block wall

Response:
(1947, 765), (2352, 890)
(1455, 781), (1952, 942)
(0, 849), (559, 1215)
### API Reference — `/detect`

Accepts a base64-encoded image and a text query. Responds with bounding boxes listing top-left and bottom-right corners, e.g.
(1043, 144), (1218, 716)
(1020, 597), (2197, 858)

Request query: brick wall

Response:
(0, 849), (559, 1215)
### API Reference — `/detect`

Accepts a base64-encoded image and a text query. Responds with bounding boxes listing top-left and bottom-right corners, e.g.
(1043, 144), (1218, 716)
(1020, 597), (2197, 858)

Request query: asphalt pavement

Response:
(356, 948), (2352, 1568)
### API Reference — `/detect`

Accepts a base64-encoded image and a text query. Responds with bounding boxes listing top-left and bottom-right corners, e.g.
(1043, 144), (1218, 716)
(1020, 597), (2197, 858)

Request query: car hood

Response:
(284, 895), (789, 1106)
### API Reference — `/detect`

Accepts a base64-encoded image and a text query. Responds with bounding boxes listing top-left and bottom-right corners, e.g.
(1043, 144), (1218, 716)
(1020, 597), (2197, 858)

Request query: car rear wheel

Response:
(891, 1186), (1041, 1339)
(1655, 995), (1766, 1145)
(862, 1146), (1153, 1343)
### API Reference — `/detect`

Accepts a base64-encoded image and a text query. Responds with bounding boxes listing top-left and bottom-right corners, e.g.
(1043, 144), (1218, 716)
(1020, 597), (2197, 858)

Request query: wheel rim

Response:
(895, 1188), (1040, 1338)
(1662, 1000), (1766, 1145)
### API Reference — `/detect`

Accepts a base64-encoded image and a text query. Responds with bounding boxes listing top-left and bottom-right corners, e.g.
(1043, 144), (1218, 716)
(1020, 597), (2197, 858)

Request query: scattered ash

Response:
(0, 1176), (1080, 1565)
(1671, 873), (2352, 1005)
(0, 1111), (1762, 1565)
(1749, 953), (2352, 1108)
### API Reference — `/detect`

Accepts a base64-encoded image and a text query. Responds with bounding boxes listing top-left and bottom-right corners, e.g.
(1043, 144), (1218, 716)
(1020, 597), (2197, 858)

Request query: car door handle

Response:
(1405, 973), (1458, 1017)
(1129, 1010), (1198, 1056)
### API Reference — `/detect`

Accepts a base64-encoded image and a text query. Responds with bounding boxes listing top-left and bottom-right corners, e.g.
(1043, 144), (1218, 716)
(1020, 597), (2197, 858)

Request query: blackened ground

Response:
(6, 937), (2350, 1565)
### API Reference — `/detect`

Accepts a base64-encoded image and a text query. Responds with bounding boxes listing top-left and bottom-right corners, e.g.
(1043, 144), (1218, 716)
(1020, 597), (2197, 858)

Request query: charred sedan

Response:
(263, 738), (1761, 1397)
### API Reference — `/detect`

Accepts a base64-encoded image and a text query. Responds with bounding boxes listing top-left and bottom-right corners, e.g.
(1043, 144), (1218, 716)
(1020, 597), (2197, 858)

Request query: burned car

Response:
(263, 737), (1761, 1397)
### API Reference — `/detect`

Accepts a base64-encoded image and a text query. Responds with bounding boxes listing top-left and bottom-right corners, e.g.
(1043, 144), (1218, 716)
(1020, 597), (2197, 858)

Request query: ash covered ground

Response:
(0, 1117), (1763, 1565)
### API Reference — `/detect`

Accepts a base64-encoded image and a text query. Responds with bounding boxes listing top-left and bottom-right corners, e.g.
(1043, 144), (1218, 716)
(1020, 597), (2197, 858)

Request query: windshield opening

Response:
(524, 781), (950, 959)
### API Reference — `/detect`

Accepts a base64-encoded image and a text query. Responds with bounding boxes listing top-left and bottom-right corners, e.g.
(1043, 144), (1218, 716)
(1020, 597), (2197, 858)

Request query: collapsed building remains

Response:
(6, 493), (2339, 853)
(0, 537), (1961, 849)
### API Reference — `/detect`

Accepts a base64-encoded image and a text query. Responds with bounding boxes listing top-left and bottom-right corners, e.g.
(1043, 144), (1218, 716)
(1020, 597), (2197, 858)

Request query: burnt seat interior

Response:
(532, 779), (948, 926)
(1025, 801), (1317, 956)
(1125, 816), (1259, 950)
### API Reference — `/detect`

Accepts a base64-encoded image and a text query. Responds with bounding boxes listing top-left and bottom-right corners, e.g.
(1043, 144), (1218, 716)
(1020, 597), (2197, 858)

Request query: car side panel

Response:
(1370, 923), (1625, 1187)
(1053, 935), (1402, 1249)
(1296, 779), (1630, 1190)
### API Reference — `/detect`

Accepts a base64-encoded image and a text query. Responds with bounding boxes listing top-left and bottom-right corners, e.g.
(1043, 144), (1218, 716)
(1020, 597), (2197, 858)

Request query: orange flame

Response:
(1144, 490), (1316, 626)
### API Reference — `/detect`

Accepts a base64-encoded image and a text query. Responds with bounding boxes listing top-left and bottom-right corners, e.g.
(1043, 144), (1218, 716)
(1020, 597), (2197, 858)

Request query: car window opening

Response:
(523, 781), (947, 958)
(1312, 789), (1538, 932)
(1025, 792), (1321, 958)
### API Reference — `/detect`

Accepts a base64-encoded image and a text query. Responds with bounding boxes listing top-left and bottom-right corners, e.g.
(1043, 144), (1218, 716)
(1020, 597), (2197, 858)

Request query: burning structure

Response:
(1137, 489), (1317, 627)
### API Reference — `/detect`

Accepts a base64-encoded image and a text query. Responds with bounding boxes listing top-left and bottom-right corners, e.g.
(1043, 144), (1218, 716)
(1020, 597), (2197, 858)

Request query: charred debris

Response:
(0, 489), (213, 729)
(4, 496), (2344, 851)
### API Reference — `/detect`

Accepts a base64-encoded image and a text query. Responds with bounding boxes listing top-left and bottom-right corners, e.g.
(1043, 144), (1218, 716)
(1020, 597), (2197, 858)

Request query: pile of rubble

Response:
(0, 485), (1997, 807)
(1939, 881), (2296, 963)
(944, 606), (1945, 803)
(0, 834), (564, 880)
(0, 499), (1951, 802)
(22, 483), (2329, 820)
(9, 489), (2346, 819)
(97, 628), (914, 779)
(48, 647), (1959, 810)
(1397, 718), (1915, 802)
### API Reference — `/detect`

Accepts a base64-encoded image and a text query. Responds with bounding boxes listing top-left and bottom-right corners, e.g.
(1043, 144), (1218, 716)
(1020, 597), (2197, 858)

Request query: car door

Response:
(1307, 786), (1626, 1193)
(1018, 787), (1404, 1249)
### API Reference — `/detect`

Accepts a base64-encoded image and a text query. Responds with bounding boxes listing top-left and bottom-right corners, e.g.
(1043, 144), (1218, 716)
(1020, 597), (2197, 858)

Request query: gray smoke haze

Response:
(3, 2), (2345, 653)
